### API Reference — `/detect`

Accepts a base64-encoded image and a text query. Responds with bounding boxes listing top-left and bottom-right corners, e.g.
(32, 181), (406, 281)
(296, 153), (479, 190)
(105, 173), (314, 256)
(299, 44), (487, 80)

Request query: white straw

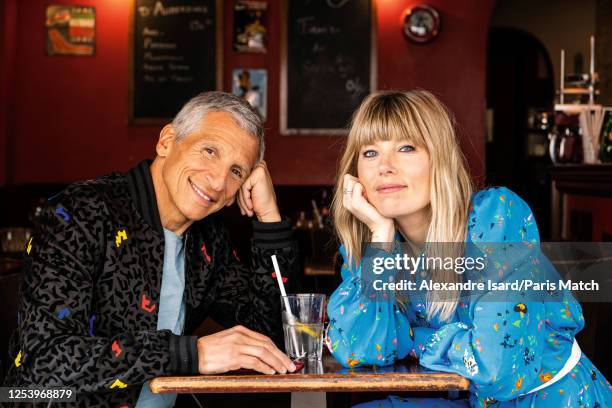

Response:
(272, 255), (289, 297)
(271, 255), (302, 359)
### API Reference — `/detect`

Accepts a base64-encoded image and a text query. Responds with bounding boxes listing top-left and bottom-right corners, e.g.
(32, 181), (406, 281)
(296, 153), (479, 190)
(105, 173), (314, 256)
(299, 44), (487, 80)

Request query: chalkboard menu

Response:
(129, 0), (222, 124)
(281, 0), (375, 135)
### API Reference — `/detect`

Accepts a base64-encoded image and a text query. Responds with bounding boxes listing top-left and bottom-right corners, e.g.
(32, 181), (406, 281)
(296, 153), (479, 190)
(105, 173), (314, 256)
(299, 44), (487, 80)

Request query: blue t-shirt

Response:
(136, 228), (186, 408)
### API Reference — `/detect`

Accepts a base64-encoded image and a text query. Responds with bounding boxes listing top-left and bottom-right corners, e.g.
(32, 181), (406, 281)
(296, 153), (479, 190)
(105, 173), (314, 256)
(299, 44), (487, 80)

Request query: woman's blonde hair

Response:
(331, 90), (473, 322)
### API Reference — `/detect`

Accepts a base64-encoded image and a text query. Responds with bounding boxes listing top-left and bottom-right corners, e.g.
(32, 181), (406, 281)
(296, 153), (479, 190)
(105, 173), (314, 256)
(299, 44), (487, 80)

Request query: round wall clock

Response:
(403, 5), (441, 43)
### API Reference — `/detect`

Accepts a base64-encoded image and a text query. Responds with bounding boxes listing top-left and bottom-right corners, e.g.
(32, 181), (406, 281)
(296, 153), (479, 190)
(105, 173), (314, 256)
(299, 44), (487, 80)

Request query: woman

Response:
(326, 90), (611, 407)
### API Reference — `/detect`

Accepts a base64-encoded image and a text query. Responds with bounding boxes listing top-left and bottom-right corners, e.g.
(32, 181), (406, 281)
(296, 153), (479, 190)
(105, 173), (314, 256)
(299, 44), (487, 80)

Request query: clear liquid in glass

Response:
(283, 322), (323, 360)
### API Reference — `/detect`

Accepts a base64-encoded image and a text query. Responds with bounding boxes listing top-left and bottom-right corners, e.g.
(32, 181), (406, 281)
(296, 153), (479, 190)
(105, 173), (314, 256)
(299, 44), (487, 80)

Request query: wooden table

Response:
(150, 353), (470, 407)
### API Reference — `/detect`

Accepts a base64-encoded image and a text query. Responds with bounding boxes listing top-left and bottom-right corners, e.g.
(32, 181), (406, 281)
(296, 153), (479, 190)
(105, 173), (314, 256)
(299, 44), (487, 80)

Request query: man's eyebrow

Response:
(196, 140), (218, 149)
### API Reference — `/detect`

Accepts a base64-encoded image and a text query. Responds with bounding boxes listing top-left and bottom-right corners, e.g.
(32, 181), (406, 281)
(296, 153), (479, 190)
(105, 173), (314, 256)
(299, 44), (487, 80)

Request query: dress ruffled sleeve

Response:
(419, 187), (551, 400)
(326, 245), (414, 368)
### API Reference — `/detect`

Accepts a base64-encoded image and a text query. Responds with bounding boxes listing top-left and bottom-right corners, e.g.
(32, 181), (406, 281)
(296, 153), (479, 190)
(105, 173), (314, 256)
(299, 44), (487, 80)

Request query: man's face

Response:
(159, 111), (258, 223)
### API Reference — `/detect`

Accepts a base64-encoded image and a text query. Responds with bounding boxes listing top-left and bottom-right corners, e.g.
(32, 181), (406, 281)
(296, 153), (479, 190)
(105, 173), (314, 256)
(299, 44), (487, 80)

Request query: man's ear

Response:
(156, 124), (177, 158)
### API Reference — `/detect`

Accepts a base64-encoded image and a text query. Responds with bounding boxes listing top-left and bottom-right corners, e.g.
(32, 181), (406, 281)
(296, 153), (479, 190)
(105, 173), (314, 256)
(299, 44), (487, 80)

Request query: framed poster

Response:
(280, 0), (377, 135)
(232, 69), (267, 121)
(46, 5), (95, 56)
(129, 0), (223, 124)
(233, 0), (268, 53)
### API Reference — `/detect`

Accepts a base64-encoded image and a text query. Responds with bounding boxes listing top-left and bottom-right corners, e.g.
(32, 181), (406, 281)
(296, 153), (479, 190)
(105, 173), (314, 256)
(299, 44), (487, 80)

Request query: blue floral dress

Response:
(326, 187), (612, 407)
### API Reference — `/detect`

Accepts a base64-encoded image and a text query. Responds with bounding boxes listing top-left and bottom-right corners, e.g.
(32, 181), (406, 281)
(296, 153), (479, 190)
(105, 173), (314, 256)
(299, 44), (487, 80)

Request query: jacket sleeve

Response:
(326, 245), (414, 368)
(10, 190), (195, 394)
(419, 187), (550, 400)
(208, 218), (299, 346)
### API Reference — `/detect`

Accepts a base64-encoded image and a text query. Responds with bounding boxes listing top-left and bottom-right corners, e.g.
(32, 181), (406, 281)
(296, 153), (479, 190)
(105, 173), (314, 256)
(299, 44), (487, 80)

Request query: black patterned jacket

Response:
(3, 160), (299, 407)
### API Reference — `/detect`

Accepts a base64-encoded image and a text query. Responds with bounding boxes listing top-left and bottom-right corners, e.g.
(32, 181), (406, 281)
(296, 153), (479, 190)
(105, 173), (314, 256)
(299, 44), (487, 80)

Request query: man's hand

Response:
(342, 174), (395, 242)
(237, 161), (281, 222)
(197, 325), (296, 375)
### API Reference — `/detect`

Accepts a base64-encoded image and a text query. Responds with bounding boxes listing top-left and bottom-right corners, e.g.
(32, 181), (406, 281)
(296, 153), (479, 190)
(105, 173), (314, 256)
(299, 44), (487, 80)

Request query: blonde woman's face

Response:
(356, 139), (430, 219)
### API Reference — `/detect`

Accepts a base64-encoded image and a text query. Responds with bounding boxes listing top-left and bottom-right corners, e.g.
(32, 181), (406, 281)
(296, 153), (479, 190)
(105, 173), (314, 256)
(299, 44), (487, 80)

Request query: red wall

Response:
(1, 0), (493, 186)
(0, 0), (17, 186)
(376, 0), (492, 186)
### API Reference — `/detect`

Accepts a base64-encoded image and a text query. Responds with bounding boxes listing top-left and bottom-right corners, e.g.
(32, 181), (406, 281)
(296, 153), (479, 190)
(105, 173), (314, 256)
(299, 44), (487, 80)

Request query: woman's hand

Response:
(342, 174), (395, 242)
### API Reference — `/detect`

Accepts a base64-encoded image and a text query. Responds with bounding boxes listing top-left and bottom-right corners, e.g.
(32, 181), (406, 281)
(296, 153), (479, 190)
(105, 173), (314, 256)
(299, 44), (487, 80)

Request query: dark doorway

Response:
(486, 27), (555, 239)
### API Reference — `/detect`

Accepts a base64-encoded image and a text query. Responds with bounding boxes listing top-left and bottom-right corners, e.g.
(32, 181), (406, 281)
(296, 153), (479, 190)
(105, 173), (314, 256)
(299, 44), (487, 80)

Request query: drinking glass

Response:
(280, 294), (326, 360)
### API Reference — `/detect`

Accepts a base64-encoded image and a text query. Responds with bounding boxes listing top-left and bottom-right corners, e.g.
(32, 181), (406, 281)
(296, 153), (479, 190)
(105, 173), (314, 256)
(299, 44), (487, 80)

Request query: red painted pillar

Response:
(0, 0), (17, 185)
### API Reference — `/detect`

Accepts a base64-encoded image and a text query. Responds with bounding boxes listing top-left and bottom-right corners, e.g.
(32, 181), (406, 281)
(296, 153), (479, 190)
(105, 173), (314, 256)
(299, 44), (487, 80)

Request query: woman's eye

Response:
(232, 168), (243, 178)
(399, 145), (415, 152)
(203, 148), (215, 157)
(363, 150), (377, 158)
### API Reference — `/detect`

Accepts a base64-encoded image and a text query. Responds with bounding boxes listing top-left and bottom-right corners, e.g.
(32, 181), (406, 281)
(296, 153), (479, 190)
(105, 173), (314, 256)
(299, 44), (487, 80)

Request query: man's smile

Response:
(189, 178), (217, 206)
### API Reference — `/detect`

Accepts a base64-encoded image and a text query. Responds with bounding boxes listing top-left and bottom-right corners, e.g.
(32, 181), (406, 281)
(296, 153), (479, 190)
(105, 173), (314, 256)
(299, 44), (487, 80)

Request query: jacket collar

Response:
(126, 160), (164, 236)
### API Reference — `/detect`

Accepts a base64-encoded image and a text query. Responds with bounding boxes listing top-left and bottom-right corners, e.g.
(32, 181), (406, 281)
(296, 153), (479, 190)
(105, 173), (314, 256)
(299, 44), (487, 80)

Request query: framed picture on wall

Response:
(46, 5), (96, 56)
(233, 1), (267, 53)
(232, 69), (267, 121)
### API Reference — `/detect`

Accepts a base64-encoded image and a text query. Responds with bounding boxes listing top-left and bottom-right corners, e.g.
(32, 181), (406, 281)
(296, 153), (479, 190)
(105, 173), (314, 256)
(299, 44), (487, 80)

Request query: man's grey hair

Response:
(172, 91), (265, 162)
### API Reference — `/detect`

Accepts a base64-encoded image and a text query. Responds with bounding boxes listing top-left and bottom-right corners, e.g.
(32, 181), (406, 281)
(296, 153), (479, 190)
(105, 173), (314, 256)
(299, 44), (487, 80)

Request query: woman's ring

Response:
(343, 188), (353, 194)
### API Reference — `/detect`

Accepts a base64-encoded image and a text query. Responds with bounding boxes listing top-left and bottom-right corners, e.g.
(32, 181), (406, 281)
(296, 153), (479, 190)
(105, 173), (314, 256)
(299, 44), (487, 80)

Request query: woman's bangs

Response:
(352, 107), (425, 149)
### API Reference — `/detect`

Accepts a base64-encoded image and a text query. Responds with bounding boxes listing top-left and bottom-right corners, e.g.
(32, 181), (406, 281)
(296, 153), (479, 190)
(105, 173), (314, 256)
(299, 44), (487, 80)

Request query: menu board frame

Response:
(280, 0), (377, 135)
(128, 0), (223, 125)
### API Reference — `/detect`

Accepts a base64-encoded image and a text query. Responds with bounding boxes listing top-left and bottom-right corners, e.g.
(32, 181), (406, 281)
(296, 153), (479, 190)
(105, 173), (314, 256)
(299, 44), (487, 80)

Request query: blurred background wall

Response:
(0, 0), (493, 186)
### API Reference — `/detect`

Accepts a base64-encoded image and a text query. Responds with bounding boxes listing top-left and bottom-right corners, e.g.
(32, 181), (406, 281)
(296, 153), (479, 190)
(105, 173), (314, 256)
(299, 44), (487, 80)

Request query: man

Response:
(4, 92), (299, 406)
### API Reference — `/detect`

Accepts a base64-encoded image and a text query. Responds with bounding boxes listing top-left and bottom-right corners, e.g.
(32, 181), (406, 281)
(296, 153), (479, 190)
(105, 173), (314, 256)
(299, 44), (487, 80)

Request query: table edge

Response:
(149, 373), (471, 394)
